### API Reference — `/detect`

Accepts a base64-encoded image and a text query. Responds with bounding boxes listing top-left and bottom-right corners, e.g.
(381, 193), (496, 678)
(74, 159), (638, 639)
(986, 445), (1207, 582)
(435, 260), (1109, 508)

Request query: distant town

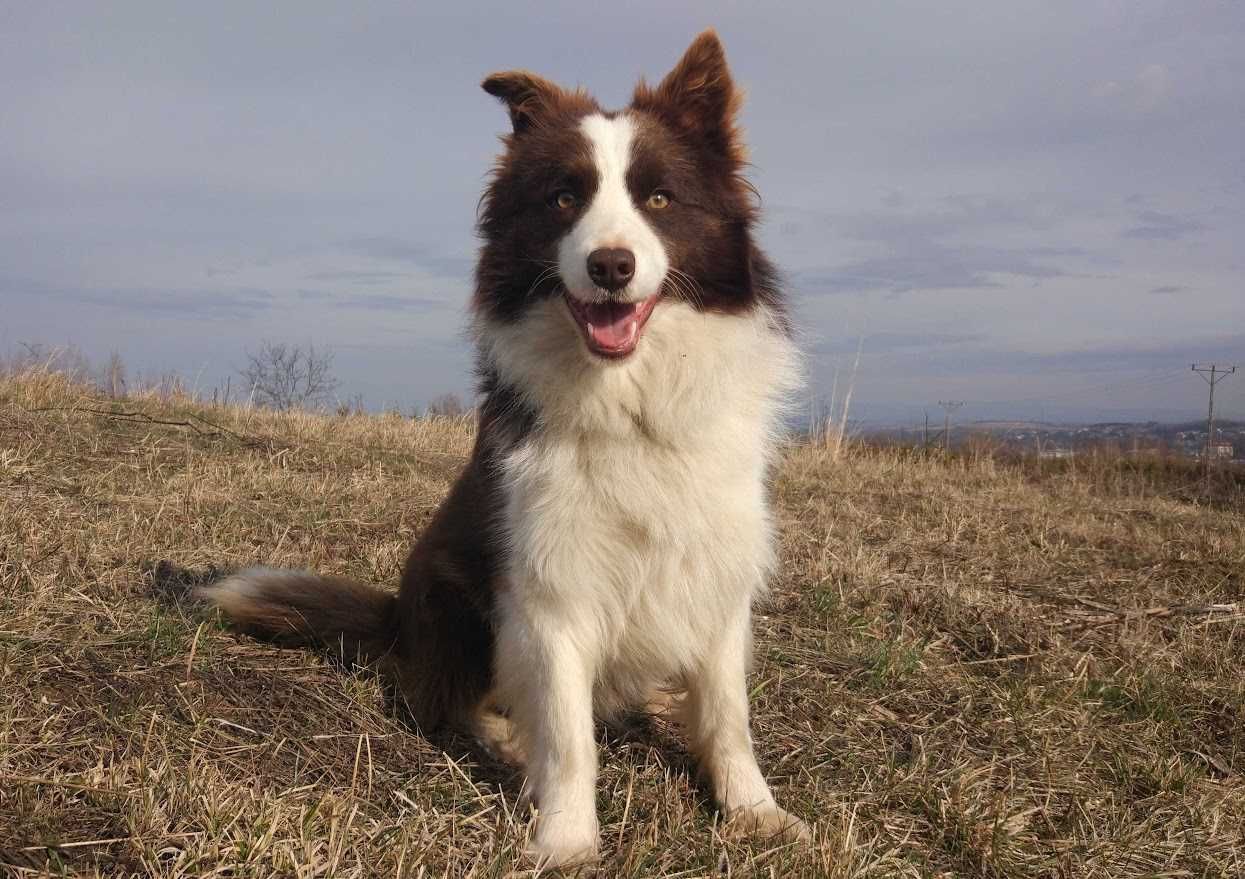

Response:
(869, 419), (1245, 463)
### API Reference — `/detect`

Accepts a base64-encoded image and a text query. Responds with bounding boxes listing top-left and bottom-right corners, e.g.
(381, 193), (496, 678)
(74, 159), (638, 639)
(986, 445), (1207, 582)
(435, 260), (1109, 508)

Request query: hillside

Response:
(2, 371), (1243, 877)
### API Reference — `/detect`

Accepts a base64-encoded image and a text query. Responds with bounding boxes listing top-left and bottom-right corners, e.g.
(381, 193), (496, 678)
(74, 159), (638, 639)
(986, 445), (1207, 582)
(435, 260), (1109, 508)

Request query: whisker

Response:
(664, 274), (690, 305)
(664, 273), (689, 305)
(676, 269), (707, 309)
(666, 267), (706, 309)
(521, 266), (561, 301)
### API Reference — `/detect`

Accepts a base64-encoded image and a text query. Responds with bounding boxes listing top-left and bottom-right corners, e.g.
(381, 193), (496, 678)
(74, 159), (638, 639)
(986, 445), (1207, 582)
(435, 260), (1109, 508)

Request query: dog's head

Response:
(475, 30), (775, 362)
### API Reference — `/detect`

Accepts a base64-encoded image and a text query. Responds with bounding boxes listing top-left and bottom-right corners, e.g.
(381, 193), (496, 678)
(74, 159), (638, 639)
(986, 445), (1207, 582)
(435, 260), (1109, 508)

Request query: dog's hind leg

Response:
(471, 693), (528, 767)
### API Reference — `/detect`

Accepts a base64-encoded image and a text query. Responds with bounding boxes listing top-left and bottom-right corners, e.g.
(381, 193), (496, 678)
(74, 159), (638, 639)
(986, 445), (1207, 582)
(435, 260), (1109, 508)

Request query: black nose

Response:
(586, 247), (635, 292)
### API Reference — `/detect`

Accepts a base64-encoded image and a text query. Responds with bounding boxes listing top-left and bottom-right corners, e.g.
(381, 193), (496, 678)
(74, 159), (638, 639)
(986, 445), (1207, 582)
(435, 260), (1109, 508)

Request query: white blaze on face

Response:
(558, 113), (669, 305)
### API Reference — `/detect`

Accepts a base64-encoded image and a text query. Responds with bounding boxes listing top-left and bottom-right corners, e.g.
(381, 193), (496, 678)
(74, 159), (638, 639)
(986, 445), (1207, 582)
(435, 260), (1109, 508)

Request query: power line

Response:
(1191, 363), (1237, 472)
(937, 400), (965, 451)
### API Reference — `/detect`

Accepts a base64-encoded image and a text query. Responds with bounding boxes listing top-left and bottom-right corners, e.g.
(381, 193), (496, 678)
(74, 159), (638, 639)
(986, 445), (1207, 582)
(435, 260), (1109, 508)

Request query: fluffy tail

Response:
(196, 567), (399, 665)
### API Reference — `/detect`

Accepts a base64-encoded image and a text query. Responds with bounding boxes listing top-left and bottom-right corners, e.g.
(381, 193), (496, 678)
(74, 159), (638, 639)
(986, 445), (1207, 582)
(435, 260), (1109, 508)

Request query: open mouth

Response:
(564, 293), (660, 359)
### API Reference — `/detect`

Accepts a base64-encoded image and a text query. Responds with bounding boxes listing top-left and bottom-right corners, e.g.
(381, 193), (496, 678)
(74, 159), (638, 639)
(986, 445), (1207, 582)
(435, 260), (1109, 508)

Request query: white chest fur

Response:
(480, 298), (800, 700)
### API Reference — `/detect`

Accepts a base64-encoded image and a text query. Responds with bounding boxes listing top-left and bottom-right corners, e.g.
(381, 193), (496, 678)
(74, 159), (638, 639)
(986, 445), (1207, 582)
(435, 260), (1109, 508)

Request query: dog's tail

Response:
(196, 568), (399, 665)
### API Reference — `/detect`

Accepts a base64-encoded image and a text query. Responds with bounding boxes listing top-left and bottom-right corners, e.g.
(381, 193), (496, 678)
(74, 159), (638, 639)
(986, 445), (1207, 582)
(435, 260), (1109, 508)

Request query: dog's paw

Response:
(724, 803), (811, 844)
(525, 813), (600, 869)
(473, 708), (528, 767)
(642, 686), (687, 721)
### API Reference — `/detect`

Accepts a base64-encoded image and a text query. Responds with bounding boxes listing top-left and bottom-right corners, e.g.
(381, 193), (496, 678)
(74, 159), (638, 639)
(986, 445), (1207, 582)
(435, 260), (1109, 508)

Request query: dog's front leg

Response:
(685, 602), (811, 843)
(496, 602), (600, 867)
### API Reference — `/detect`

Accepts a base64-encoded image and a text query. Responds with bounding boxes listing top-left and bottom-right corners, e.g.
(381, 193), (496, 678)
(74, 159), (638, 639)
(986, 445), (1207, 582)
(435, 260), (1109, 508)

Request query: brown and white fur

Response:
(198, 30), (808, 867)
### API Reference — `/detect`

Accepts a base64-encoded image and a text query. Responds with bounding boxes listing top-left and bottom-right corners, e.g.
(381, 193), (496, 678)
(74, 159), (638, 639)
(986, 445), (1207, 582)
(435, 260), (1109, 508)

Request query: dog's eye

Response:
(552, 190), (577, 210)
(646, 191), (672, 210)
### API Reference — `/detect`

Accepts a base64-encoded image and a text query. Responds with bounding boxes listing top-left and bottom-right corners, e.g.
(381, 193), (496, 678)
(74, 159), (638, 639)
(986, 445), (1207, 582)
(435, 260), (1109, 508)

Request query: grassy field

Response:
(2, 370), (1243, 877)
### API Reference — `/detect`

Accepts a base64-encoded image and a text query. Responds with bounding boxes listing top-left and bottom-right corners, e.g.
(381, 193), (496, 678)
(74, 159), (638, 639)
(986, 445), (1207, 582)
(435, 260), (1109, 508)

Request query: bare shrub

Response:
(425, 392), (468, 419)
(240, 341), (340, 411)
(140, 370), (190, 402)
(99, 351), (127, 398)
(336, 392), (367, 417)
(1, 342), (94, 383)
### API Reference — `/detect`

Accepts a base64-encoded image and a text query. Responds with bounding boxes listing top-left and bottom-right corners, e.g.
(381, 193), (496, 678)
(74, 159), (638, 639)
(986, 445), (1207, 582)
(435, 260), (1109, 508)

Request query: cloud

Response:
(6, 278), (447, 319)
(304, 269), (411, 284)
(296, 288), (447, 312)
(812, 331), (985, 355)
(295, 286), (450, 310)
(339, 293), (446, 312)
(3, 278), (274, 320)
(1124, 210), (1206, 241)
(784, 194), (1088, 295)
(1134, 64), (1172, 112)
(914, 333), (1245, 377)
(338, 237), (475, 280)
(839, 195), (1063, 243)
(880, 189), (906, 209)
(797, 244), (1074, 295)
(1092, 63), (1171, 114)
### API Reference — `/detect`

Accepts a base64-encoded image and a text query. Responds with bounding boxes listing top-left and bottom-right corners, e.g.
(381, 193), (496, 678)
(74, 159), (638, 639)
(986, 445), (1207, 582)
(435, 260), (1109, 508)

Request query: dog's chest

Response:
(500, 414), (775, 671)
(484, 300), (798, 676)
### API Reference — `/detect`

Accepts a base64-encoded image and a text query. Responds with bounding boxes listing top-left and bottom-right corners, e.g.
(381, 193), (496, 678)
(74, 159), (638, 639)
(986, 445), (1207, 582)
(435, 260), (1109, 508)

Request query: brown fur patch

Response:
(197, 570), (399, 663)
(631, 30), (747, 167)
(482, 70), (595, 135)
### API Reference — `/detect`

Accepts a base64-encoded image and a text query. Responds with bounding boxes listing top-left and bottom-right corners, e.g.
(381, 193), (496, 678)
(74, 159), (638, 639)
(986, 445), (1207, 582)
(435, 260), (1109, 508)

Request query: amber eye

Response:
(553, 190), (577, 210)
(646, 191), (671, 210)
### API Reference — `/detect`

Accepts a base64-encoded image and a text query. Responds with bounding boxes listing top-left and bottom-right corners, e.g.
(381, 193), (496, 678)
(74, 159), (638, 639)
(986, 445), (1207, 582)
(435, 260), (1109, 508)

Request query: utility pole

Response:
(938, 400), (965, 451)
(1191, 363), (1237, 471)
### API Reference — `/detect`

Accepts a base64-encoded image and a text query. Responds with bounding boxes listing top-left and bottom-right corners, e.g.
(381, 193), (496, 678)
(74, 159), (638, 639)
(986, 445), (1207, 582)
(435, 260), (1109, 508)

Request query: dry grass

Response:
(2, 370), (1243, 877)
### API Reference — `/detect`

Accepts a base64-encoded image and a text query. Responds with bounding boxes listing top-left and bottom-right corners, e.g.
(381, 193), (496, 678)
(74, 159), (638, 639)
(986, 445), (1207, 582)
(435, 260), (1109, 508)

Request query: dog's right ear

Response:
(482, 71), (564, 134)
(632, 30), (744, 163)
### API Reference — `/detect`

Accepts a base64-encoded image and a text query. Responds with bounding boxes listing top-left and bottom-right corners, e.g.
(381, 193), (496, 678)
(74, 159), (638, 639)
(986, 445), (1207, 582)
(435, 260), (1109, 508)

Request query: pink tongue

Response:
(585, 301), (639, 350)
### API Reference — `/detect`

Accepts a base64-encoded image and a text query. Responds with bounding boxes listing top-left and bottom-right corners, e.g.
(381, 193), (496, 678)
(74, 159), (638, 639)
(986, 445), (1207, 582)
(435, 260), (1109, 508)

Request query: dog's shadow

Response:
(144, 560), (701, 804)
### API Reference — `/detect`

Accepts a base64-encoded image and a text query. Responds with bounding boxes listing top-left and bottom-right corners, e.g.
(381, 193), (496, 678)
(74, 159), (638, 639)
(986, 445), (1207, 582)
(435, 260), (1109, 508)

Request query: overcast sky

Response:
(3, 1), (1243, 423)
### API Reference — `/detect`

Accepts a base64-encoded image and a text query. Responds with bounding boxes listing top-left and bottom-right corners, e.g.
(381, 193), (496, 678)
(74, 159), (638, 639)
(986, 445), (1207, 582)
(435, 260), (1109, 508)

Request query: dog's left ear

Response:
(632, 29), (744, 161)
(482, 70), (565, 134)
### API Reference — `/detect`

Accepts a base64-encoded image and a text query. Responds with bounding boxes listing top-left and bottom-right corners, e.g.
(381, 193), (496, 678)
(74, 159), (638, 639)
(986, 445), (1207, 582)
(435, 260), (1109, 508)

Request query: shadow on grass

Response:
(139, 561), (704, 810)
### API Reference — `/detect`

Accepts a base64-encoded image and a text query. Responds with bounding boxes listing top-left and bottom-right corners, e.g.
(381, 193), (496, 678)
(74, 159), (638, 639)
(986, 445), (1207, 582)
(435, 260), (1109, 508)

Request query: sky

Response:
(3, 1), (1243, 424)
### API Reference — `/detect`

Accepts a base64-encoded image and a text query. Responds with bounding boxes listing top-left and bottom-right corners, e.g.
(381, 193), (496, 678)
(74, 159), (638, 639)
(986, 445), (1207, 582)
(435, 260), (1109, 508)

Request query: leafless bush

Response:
(99, 351), (127, 398)
(1, 342), (94, 383)
(425, 392), (468, 419)
(336, 393), (367, 417)
(239, 341), (340, 411)
(140, 370), (190, 402)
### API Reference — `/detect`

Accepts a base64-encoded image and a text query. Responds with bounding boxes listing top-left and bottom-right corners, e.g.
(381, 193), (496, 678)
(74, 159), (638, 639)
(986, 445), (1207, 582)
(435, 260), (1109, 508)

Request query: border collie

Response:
(198, 29), (807, 867)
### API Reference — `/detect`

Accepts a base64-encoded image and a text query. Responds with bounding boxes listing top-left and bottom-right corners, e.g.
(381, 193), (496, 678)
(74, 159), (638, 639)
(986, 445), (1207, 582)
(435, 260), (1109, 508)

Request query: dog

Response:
(197, 29), (807, 867)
